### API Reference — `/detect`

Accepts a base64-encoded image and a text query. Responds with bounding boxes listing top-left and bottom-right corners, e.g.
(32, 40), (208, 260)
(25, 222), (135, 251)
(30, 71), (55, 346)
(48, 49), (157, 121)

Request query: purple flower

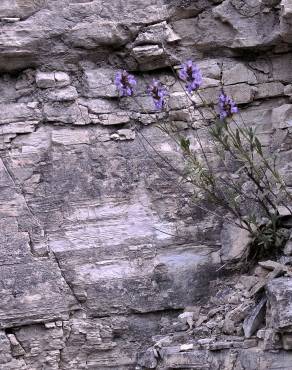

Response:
(178, 60), (202, 93)
(219, 93), (238, 119)
(115, 70), (137, 97)
(147, 79), (168, 110)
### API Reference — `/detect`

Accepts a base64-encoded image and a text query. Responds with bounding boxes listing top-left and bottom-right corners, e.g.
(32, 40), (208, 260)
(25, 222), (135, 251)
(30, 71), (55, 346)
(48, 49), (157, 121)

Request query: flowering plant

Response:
(218, 93), (238, 119)
(178, 60), (202, 93)
(147, 79), (168, 110)
(115, 70), (136, 97)
(114, 63), (291, 265)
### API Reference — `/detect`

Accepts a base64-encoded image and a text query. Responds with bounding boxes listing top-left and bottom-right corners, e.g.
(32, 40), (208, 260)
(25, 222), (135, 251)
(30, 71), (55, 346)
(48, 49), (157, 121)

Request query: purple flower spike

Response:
(178, 60), (202, 93)
(115, 70), (137, 97)
(219, 93), (239, 119)
(147, 79), (168, 110)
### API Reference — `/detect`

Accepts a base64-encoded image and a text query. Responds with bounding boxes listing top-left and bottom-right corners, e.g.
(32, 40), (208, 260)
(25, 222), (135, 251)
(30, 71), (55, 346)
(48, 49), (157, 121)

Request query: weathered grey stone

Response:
(280, 0), (292, 43)
(284, 238), (292, 256)
(47, 86), (78, 102)
(0, 1), (291, 369)
(0, 103), (41, 125)
(257, 328), (282, 351)
(79, 98), (118, 114)
(131, 45), (166, 70)
(159, 347), (210, 369)
(256, 82), (285, 99)
(223, 63), (257, 85)
(54, 72), (70, 87)
(168, 92), (192, 110)
(243, 338), (258, 349)
(83, 69), (118, 98)
(258, 260), (288, 271)
(266, 278), (292, 330)
(225, 84), (257, 104)
(178, 312), (194, 328)
(52, 127), (90, 146)
(0, 121), (38, 137)
(1, 17), (20, 23)
(69, 21), (133, 48)
(220, 223), (251, 262)
(99, 112), (130, 126)
(249, 267), (285, 298)
(192, 86), (221, 106)
(243, 298), (267, 338)
(271, 104), (292, 128)
(44, 322), (56, 330)
(0, 330), (27, 369)
(36, 72), (55, 89)
(223, 301), (254, 334)
(0, 260), (79, 328)
(284, 84), (292, 97)
(120, 95), (163, 113)
(180, 343), (194, 351)
(43, 103), (90, 125)
(272, 54), (292, 83)
(282, 332), (292, 350)
(134, 21), (181, 45)
(7, 334), (26, 357)
(198, 338), (214, 346)
(197, 60), (221, 80)
(209, 341), (233, 350)
(0, 0), (46, 19)
(137, 347), (158, 368)
(113, 129), (136, 141)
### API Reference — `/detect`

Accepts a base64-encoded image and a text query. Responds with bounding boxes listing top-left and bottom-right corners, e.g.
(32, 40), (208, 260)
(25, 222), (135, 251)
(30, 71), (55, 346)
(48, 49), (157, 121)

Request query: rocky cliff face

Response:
(0, 1), (292, 369)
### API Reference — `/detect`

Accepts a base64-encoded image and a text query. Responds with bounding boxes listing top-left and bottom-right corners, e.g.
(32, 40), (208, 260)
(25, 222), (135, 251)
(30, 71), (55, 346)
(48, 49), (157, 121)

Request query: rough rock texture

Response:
(0, 0), (292, 369)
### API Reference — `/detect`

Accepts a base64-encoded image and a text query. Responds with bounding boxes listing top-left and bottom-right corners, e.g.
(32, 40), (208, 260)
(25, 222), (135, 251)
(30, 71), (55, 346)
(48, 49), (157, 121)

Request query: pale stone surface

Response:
(266, 278), (292, 330)
(282, 332), (292, 350)
(35, 72), (55, 89)
(54, 72), (70, 87)
(256, 82), (285, 99)
(223, 63), (257, 85)
(271, 104), (292, 128)
(243, 298), (267, 338)
(83, 69), (118, 98)
(131, 45), (166, 70)
(134, 21), (181, 45)
(47, 86), (78, 102)
(220, 223), (251, 262)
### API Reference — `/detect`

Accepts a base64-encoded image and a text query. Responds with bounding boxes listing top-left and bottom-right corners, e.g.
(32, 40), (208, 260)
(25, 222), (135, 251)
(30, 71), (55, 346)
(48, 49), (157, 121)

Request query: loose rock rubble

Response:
(138, 256), (292, 369)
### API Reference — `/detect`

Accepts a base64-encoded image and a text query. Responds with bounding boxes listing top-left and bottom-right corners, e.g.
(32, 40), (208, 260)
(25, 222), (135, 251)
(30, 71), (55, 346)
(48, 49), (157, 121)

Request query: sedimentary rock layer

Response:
(0, 0), (291, 369)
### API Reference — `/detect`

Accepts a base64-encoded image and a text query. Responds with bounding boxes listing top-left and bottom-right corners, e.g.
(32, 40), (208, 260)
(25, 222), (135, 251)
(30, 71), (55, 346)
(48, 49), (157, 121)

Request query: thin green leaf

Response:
(254, 137), (263, 155)
(180, 137), (190, 153)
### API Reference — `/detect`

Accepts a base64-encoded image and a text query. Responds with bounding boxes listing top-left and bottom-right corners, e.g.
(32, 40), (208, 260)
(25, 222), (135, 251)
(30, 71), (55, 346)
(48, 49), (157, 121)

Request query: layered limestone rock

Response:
(0, 0), (291, 369)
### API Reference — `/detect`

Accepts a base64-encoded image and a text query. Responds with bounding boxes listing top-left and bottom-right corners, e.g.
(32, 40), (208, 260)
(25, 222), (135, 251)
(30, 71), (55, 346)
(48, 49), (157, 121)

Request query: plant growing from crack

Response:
(115, 62), (292, 265)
